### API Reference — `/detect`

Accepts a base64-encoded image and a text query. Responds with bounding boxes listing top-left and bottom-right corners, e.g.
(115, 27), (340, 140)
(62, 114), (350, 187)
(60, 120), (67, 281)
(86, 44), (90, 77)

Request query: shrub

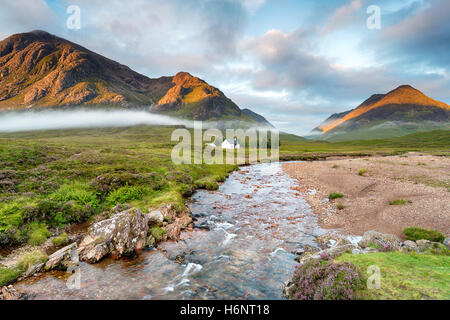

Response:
(106, 186), (147, 204)
(329, 192), (344, 200)
(16, 250), (48, 272)
(195, 177), (219, 190)
(0, 267), (21, 287)
(57, 201), (92, 224)
(150, 226), (166, 242)
(0, 202), (24, 232)
(403, 227), (445, 243)
(52, 232), (69, 246)
(90, 172), (165, 194)
(337, 204), (346, 210)
(358, 169), (368, 176)
(332, 164), (339, 169)
(290, 260), (363, 300)
(49, 182), (99, 208)
(27, 223), (51, 246)
(389, 199), (405, 205)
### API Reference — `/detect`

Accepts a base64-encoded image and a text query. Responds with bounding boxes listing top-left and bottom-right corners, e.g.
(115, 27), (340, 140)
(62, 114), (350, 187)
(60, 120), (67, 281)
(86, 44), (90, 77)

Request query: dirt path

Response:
(283, 153), (450, 238)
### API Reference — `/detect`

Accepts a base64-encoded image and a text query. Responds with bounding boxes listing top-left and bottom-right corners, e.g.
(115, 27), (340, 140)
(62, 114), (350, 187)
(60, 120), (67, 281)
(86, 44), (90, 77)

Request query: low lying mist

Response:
(0, 109), (194, 133)
(0, 109), (272, 133)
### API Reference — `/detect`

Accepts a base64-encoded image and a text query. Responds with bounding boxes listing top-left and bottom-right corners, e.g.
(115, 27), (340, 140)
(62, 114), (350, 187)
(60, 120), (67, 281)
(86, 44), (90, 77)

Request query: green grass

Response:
(51, 232), (69, 246)
(16, 250), (48, 272)
(0, 126), (449, 249)
(0, 267), (21, 287)
(150, 225), (166, 242)
(358, 169), (368, 176)
(27, 223), (51, 246)
(0, 126), (237, 248)
(280, 130), (450, 158)
(403, 227), (445, 243)
(329, 192), (344, 200)
(389, 199), (406, 205)
(335, 251), (450, 300)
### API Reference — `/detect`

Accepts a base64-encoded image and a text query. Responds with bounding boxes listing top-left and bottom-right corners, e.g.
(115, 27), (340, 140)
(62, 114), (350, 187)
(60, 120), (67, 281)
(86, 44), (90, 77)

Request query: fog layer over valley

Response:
(0, 109), (198, 133)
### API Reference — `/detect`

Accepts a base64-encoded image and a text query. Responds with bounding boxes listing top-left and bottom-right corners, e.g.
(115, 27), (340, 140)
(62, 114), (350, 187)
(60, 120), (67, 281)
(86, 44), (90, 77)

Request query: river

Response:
(16, 162), (326, 299)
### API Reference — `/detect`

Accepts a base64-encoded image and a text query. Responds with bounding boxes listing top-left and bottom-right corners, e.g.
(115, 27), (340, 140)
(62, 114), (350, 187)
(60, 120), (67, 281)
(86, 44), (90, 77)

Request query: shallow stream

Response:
(17, 162), (325, 299)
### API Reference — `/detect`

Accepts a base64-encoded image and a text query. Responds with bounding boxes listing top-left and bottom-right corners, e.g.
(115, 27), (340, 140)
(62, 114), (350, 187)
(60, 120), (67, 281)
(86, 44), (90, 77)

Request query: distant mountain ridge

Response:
(0, 30), (272, 127)
(313, 85), (450, 140)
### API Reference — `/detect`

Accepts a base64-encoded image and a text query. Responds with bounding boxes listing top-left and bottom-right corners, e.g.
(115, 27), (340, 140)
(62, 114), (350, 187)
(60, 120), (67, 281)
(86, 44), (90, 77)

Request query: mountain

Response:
(242, 108), (274, 128)
(149, 71), (254, 122)
(313, 85), (450, 140)
(0, 30), (272, 127)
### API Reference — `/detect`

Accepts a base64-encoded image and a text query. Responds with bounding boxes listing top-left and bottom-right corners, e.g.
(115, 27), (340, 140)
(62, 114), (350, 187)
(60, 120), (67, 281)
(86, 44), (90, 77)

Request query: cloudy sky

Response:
(1, 0), (449, 135)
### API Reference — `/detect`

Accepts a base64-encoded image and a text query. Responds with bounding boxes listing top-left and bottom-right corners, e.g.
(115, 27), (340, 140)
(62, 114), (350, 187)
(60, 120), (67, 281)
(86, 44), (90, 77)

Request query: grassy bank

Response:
(279, 130), (450, 158)
(335, 251), (450, 300)
(0, 126), (236, 248)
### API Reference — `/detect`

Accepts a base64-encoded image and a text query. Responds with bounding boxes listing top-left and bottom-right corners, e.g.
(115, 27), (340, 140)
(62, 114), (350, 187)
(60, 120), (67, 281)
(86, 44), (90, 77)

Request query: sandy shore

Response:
(283, 153), (450, 238)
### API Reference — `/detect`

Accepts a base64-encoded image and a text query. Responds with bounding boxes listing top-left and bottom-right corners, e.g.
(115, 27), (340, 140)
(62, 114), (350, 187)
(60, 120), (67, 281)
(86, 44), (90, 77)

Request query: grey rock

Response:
(358, 230), (401, 251)
(298, 244), (357, 263)
(326, 244), (358, 257)
(416, 239), (432, 251)
(1, 286), (25, 300)
(24, 262), (45, 277)
(403, 240), (418, 252)
(282, 279), (296, 299)
(416, 239), (447, 253)
(148, 210), (164, 225)
(78, 208), (150, 263)
(444, 238), (450, 250)
(315, 233), (350, 249)
(194, 221), (210, 230)
(45, 242), (78, 271)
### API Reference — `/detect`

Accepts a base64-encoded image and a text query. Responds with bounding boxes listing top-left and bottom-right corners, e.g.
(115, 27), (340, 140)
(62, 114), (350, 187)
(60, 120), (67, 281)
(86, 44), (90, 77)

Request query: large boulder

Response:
(0, 286), (25, 300)
(402, 240), (418, 252)
(45, 242), (79, 271)
(159, 204), (192, 241)
(297, 243), (357, 263)
(358, 230), (401, 251)
(416, 239), (447, 254)
(24, 262), (45, 277)
(444, 238), (450, 250)
(78, 208), (151, 263)
(314, 233), (351, 250)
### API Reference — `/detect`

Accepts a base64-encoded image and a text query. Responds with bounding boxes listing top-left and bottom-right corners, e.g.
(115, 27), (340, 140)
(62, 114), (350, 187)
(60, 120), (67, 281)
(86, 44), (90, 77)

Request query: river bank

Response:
(5, 162), (325, 299)
(3, 152), (449, 300)
(283, 153), (450, 238)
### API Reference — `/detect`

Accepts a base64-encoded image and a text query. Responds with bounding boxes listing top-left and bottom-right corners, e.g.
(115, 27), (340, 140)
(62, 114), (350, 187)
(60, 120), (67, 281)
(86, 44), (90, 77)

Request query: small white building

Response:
(221, 138), (240, 149)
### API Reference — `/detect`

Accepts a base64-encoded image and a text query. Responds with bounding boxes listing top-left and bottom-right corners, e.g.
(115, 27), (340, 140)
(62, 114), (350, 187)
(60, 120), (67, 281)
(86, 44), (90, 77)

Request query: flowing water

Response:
(16, 162), (325, 299)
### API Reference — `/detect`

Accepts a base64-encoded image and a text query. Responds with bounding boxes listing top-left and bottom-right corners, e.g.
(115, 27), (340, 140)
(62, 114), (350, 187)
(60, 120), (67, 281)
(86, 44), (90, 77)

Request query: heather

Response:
(0, 126), (236, 247)
(290, 260), (364, 300)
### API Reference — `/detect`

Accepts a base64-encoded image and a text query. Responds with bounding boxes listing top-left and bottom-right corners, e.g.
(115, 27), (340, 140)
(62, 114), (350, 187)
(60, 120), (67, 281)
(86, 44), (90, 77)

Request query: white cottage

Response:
(221, 138), (240, 149)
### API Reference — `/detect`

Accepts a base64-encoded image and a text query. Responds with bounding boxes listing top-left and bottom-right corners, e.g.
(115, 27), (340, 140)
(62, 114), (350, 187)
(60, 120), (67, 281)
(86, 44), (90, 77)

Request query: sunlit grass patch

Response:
(389, 199), (405, 205)
(335, 251), (450, 300)
(329, 192), (344, 200)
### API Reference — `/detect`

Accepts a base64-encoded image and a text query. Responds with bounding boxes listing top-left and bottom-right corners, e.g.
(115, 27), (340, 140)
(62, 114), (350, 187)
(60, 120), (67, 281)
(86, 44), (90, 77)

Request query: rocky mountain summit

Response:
(313, 85), (450, 140)
(0, 30), (271, 126)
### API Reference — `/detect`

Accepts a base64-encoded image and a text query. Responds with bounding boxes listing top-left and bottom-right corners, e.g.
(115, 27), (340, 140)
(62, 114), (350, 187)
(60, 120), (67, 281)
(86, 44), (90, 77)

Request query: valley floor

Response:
(283, 153), (450, 238)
